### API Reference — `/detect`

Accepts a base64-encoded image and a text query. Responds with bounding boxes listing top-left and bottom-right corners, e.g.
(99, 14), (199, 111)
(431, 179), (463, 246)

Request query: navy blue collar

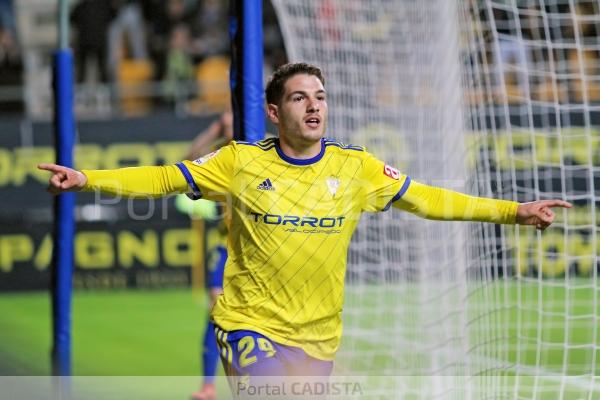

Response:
(275, 138), (325, 166)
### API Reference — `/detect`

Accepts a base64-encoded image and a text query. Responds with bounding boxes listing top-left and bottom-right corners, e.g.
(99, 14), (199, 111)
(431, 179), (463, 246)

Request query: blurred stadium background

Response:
(0, 0), (284, 396)
(1, 0), (599, 399)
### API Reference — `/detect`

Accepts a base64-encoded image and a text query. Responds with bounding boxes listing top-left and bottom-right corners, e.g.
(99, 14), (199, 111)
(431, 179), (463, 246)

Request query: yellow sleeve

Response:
(393, 179), (519, 224)
(361, 152), (411, 212)
(82, 143), (236, 200)
(177, 142), (236, 201)
(82, 165), (188, 197)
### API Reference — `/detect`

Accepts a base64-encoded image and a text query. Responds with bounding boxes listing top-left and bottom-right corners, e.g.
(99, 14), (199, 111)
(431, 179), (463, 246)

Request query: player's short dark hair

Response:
(265, 62), (325, 105)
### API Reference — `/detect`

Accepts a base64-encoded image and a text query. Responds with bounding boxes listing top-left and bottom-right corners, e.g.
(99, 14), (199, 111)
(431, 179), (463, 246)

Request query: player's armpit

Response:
(392, 180), (519, 224)
(82, 165), (189, 197)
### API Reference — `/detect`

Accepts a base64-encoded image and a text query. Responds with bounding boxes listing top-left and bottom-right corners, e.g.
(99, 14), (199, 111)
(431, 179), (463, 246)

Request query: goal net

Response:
(270, 0), (599, 398)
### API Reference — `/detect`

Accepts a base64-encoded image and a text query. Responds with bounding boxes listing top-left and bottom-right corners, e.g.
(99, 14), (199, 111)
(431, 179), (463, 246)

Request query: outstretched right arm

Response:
(38, 163), (188, 197)
(40, 142), (236, 199)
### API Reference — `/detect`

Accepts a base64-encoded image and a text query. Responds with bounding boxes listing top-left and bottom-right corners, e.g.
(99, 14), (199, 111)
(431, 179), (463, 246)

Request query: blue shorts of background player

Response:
(206, 245), (227, 289)
(192, 245), (227, 400)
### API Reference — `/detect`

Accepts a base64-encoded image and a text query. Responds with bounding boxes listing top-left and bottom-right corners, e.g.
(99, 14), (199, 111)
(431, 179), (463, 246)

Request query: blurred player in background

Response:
(174, 111), (233, 400)
(39, 62), (572, 388)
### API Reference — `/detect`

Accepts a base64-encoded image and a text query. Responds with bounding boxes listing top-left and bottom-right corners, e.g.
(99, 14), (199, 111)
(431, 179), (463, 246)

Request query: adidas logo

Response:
(257, 178), (275, 191)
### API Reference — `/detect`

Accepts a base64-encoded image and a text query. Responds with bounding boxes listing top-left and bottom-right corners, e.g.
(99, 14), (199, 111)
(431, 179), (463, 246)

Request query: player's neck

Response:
(278, 136), (322, 160)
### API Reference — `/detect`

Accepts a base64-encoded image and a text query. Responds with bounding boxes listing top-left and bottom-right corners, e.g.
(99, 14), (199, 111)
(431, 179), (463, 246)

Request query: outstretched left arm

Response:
(394, 180), (572, 230)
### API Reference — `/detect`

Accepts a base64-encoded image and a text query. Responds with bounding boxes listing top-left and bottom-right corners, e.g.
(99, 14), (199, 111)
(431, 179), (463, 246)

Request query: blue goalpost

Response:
(229, 0), (265, 142)
(52, 0), (75, 377)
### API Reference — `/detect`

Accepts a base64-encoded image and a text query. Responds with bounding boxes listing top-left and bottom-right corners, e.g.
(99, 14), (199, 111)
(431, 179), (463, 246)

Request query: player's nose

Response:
(306, 98), (320, 112)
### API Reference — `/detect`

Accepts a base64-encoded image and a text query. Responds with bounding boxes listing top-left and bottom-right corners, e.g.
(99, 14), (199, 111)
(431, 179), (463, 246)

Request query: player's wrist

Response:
(78, 170), (91, 191)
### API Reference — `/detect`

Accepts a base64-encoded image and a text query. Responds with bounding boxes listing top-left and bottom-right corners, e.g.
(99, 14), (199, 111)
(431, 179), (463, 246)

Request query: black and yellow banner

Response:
(0, 114), (216, 291)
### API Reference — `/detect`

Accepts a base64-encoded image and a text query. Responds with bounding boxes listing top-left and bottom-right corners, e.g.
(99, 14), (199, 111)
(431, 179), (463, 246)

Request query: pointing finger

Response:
(542, 200), (573, 209)
(38, 163), (65, 174)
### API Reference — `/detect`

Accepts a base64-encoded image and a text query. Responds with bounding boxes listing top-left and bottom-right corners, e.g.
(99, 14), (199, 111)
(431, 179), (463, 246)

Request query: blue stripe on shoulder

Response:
(236, 140), (257, 146)
(237, 138), (276, 151)
(257, 145), (276, 150)
(383, 176), (412, 211)
(175, 162), (202, 200)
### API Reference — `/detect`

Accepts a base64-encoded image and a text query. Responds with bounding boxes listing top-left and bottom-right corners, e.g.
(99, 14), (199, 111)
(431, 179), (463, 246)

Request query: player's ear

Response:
(267, 103), (279, 124)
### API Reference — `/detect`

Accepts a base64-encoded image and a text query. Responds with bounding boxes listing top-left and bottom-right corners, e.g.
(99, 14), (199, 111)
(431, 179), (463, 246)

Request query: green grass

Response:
(0, 289), (208, 376)
(0, 289), (217, 398)
(469, 280), (600, 376)
(1, 282), (599, 399)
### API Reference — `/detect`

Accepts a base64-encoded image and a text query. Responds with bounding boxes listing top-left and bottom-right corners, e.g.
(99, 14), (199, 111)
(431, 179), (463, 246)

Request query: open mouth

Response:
(305, 116), (321, 128)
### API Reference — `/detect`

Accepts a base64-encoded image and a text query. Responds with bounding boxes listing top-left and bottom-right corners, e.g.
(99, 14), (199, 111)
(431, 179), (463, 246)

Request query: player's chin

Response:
(301, 127), (326, 141)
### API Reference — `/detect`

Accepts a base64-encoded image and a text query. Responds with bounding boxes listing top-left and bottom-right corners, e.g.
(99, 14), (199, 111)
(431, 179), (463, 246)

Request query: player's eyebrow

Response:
(287, 90), (326, 98)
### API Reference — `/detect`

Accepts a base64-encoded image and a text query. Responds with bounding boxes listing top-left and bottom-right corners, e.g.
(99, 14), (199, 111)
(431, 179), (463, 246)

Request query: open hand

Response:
(516, 200), (573, 230)
(38, 163), (87, 195)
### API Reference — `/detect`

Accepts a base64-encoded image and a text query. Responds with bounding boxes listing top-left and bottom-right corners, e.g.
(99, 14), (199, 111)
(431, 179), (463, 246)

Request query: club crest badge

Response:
(326, 177), (340, 196)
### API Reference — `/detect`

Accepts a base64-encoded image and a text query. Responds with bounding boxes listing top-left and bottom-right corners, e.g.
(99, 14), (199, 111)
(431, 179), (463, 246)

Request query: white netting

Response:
(462, 1), (599, 398)
(270, 0), (599, 398)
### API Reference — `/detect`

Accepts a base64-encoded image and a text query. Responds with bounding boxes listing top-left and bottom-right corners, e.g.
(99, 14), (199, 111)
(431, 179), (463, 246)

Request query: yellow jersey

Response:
(82, 137), (518, 360)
